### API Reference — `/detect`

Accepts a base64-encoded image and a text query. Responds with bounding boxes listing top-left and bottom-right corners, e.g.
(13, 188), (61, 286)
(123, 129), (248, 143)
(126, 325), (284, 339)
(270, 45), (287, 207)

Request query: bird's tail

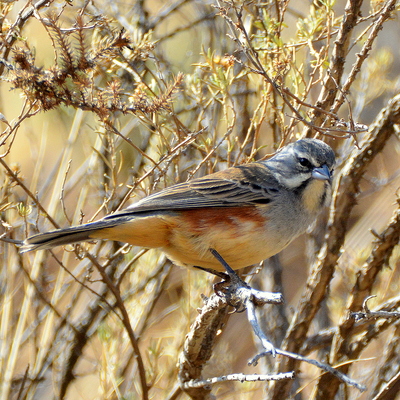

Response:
(20, 220), (118, 253)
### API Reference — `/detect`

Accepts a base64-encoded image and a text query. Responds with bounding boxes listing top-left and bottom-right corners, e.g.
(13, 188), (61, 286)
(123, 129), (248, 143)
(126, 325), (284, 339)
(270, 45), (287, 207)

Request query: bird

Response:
(20, 138), (335, 272)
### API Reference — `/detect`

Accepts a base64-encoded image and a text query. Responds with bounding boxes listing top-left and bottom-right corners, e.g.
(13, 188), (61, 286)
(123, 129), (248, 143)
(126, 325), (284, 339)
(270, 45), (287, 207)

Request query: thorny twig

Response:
(245, 289), (366, 392)
(183, 371), (295, 390)
(351, 296), (400, 321)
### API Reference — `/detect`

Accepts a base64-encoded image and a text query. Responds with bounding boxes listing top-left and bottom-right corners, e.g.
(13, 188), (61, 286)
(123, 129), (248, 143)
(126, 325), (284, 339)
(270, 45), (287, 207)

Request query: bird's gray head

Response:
(266, 138), (335, 189)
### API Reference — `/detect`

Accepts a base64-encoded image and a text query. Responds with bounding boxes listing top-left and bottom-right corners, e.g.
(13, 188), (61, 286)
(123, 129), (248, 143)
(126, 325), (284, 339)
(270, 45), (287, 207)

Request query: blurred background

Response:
(0, 0), (400, 399)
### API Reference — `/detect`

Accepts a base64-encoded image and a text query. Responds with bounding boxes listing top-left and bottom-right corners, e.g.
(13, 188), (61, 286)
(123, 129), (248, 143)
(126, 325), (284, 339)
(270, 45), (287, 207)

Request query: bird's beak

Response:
(312, 164), (331, 181)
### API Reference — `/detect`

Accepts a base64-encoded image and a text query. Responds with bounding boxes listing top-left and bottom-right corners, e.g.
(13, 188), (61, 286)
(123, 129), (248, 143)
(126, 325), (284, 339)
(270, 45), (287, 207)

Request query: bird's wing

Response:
(106, 163), (280, 219)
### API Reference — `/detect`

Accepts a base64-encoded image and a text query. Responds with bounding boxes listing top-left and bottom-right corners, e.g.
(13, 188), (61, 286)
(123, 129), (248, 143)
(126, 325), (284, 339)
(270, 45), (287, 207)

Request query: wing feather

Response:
(105, 163), (280, 219)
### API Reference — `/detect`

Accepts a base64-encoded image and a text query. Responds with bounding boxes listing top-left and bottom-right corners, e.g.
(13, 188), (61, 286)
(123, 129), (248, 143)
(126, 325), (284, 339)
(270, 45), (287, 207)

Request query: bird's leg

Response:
(209, 248), (248, 285)
(208, 248), (250, 312)
(193, 263), (243, 310)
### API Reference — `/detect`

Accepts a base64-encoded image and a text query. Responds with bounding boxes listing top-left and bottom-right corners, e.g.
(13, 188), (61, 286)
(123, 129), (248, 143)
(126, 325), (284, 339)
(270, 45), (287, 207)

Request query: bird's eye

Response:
(298, 157), (313, 169)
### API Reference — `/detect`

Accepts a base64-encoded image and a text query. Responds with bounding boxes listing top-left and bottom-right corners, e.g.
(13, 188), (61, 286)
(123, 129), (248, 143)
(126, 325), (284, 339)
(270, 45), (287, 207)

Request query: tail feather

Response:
(20, 220), (118, 253)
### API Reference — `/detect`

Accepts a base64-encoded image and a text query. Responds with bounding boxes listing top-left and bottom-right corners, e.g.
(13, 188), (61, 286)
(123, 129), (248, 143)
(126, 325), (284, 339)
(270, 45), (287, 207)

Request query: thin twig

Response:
(245, 298), (366, 392)
(183, 371), (295, 389)
(0, 158), (59, 228)
(85, 252), (149, 400)
(331, 0), (398, 114)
